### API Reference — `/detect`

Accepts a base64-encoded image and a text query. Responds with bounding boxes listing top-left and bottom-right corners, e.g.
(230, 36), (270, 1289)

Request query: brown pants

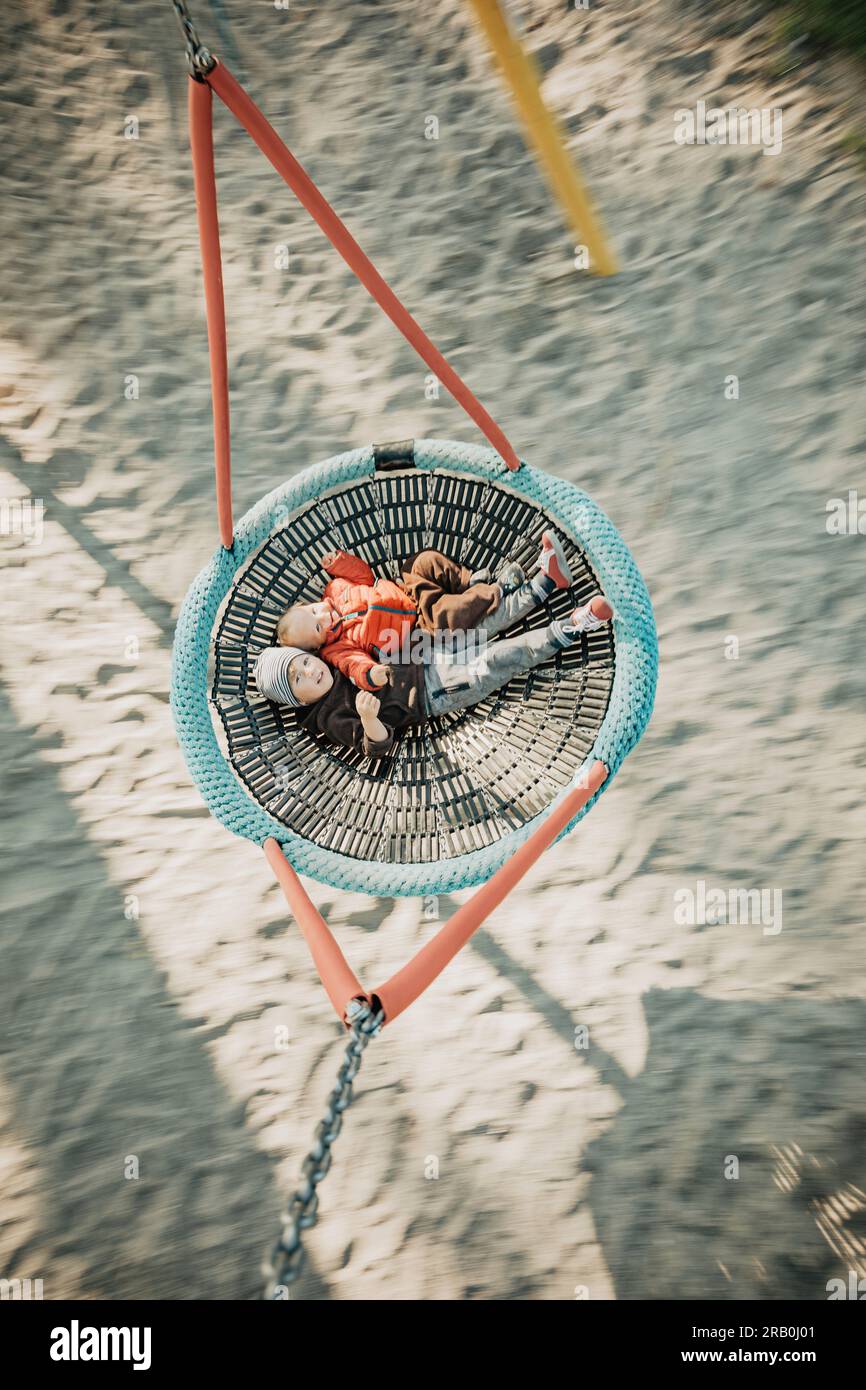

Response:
(399, 550), (501, 634)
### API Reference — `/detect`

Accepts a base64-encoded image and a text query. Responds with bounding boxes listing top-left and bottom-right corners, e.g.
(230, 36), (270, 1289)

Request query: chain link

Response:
(171, 0), (216, 79)
(262, 999), (384, 1298)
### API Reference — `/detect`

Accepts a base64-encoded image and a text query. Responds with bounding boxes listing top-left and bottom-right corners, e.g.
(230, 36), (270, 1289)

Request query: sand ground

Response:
(1, 0), (865, 1300)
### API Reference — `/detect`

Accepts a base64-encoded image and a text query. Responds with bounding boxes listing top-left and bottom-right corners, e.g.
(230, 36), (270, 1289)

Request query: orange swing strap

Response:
(265, 760), (608, 1029)
(187, 61), (521, 552)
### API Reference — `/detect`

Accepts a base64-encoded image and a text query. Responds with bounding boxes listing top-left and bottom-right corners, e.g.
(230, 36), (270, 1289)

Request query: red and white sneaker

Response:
(538, 531), (573, 589)
(562, 594), (614, 634)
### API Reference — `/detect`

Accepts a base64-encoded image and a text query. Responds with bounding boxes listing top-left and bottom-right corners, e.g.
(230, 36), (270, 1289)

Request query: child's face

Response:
(283, 601), (334, 650)
(289, 652), (334, 704)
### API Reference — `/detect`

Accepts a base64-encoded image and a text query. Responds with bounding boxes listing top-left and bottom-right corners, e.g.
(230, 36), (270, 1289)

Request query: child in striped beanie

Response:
(254, 645), (334, 708)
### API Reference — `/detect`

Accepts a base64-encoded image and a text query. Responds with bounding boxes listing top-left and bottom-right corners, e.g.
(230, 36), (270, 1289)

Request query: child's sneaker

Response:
(537, 531), (573, 590)
(562, 595), (614, 634)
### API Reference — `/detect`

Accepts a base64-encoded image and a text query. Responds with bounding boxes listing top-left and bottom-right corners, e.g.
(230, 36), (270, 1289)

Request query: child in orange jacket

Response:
(277, 550), (421, 693)
(276, 534), (573, 692)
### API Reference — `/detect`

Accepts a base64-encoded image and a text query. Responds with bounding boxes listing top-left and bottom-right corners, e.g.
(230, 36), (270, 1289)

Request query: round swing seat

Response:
(171, 439), (657, 896)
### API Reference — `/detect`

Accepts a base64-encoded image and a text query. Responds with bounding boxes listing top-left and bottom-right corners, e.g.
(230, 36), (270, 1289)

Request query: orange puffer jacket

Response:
(320, 550), (417, 691)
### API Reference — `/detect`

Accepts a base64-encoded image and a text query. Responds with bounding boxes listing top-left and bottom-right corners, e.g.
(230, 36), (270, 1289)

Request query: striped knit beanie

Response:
(254, 645), (307, 707)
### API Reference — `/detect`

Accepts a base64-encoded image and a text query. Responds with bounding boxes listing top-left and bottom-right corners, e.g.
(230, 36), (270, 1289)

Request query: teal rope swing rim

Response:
(170, 438), (658, 896)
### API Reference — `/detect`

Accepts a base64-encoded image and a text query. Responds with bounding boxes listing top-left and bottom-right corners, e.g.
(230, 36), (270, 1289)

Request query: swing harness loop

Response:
(171, 0), (215, 80)
(262, 1000), (385, 1298)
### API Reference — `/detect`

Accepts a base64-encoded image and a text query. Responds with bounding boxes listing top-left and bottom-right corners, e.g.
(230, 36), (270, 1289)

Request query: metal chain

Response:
(262, 999), (384, 1298)
(171, 0), (216, 78)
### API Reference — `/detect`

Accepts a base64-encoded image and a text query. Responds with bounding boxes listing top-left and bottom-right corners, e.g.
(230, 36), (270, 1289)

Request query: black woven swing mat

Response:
(211, 467), (614, 865)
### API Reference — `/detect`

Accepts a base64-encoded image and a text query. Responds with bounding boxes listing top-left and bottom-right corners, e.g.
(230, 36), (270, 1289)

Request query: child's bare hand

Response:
(355, 690), (381, 720)
(369, 663), (391, 687)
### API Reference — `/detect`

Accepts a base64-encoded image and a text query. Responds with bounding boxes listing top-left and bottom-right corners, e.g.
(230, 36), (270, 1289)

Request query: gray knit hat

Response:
(254, 646), (307, 707)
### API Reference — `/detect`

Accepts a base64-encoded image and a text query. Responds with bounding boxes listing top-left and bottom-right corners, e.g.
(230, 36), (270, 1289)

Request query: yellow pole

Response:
(466, 0), (618, 276)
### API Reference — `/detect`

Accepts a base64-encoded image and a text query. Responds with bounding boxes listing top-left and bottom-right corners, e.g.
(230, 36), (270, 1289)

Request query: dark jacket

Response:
(294, 661), (427, 757)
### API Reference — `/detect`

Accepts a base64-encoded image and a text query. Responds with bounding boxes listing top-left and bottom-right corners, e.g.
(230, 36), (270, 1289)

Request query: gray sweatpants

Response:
(423, 577), (572, 716)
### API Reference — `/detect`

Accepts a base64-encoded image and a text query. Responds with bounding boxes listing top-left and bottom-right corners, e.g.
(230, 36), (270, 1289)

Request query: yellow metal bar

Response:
(466, 0), (618, 276)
